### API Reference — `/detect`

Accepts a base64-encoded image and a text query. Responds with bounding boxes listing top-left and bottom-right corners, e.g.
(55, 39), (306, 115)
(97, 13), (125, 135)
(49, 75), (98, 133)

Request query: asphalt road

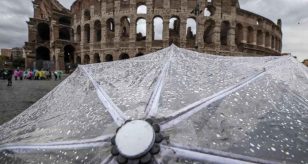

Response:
(0, 77), (66, 126)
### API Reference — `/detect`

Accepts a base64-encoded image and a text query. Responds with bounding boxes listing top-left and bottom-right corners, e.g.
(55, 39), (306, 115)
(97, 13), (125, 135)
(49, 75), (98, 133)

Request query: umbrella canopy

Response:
(0, 45), (307, 164)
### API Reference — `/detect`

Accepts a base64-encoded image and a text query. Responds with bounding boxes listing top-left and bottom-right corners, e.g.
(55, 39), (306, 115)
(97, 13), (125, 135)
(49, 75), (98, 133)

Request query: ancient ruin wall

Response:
(70, 0), (282, 63)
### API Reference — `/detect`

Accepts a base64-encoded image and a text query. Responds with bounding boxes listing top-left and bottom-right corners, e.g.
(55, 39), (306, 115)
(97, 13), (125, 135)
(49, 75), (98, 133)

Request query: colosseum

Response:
(25, 0), (283, 70)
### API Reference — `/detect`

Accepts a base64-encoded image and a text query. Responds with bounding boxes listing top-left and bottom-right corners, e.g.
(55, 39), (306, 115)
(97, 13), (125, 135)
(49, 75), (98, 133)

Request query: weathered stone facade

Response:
(25, 0), (75, 70)
(26, 0), (283, 70)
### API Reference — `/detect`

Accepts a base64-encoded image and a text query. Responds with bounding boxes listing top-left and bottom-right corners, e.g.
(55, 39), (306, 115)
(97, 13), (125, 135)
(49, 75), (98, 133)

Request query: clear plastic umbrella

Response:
(0, 45), (307, 164)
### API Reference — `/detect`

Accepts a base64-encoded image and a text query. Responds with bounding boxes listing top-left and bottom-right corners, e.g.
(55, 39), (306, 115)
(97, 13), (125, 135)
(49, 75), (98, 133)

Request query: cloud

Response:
(0, 0), (307, 61)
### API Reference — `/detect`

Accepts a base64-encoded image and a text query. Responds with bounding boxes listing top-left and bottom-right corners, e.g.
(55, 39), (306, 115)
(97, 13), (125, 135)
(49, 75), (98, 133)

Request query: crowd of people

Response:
(1, 68), (63, 86)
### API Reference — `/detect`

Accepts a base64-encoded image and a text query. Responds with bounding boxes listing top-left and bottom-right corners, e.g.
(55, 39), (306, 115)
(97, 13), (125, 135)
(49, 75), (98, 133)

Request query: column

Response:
(180, 19), (187, 47)
(242, 27), (247, 43)
(163, 19), (170, 47)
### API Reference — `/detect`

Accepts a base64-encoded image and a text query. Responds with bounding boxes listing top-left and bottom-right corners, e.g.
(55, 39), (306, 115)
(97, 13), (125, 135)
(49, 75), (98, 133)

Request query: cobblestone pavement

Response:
(0, 77), (66, 126)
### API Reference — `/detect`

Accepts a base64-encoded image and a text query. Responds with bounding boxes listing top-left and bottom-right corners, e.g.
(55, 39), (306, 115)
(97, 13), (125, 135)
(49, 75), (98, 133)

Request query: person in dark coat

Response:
(7, 69), (13, 86)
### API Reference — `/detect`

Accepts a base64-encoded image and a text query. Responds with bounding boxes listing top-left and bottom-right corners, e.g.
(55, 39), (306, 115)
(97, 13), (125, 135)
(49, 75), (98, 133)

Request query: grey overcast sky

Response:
(0, 0), (307, 61)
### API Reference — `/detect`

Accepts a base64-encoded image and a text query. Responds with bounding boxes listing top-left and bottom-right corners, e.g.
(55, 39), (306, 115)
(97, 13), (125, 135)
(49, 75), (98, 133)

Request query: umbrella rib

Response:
(0, 140), (110, 154)
(80, 66), (128, 126)
(144, 46), (175, 118)
(144, 57), (172, 118)
(160, 70), (266, 130)
(160, 144), (279, 164)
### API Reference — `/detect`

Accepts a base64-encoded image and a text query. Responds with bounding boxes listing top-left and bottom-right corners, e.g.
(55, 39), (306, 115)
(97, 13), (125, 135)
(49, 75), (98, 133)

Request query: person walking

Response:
(7, 69), (13, 86)
(14, 69), (19, 80)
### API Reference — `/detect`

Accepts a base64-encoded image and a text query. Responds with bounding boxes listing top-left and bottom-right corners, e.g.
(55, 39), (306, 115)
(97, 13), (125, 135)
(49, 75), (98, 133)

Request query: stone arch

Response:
(257, 30), (263, 46)
(119, 53), (130, 60)
(120, 16), (130, 41)
(169, 16), (180, 46)
(106, 18), (115, 43)
(170, 0), (181, 9)
(76, 25), (81, 42)
(136, 18), (147, 41)
(59, 27), (71, 40)
(235, 23), (243, 46)
(94, 53), (101, 63)
(37, 23), (50, 42)
(204, 5), (216, 16)
(84, 24), (90, 43)
(84, 54), (90, 64)
(137, 4), (147, 14)
(204, 19), (215, 44)
(94, 20), (102, 42)
(265, 32), (270, 48)
(220, 21), (231, 46)
(153, 16), (163, 40)
(247, 26), (254, 44)
(76, 56), (81, 64)
(84, 9), (91, 21)
(186, 17), (197, 47)
(105, 54), (113, 62)
(136, 52), (144, 57)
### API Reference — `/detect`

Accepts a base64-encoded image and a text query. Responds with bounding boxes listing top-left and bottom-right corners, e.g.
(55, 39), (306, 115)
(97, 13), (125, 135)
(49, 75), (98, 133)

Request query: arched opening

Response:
(119, 53), (130, 60)
(59, 27), (71, 40)
(94, 20), (102, 42)
(84, 54), (90, 64)
(84, 10), (91, 21)
(137, 4), (147, 14)
(37, 23), (50, 42)
(64, 45), (75, 72)
(77, 26), (81, 42)
(64, 45), (75, 65)
(169, 16), (180, 46)
(76, 56), (81, 64)
(94, 53), (101, 63)
(247, 26), (254, 44)
(136, 52), (144, 57)
(106, 18), (115, 43)
(36, 47), (50, 70)
(120, 17), (130, 41)
(136, 18), (146, 41)
(204, 5), (215, 16)
(36, 47), (50, 61)
(257, 30), (263, 46)
(153, 16), (163, 40)
(186, 18), (197, 47)
(204, 19), (215, 44)
(265, 32), (270, 48)
(105, 54), (113, 62)
(84, 24), (90, 43)
(220, 21), (230, 46)
(59, 17), (71, 25)
(235, 23), (243, 46)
